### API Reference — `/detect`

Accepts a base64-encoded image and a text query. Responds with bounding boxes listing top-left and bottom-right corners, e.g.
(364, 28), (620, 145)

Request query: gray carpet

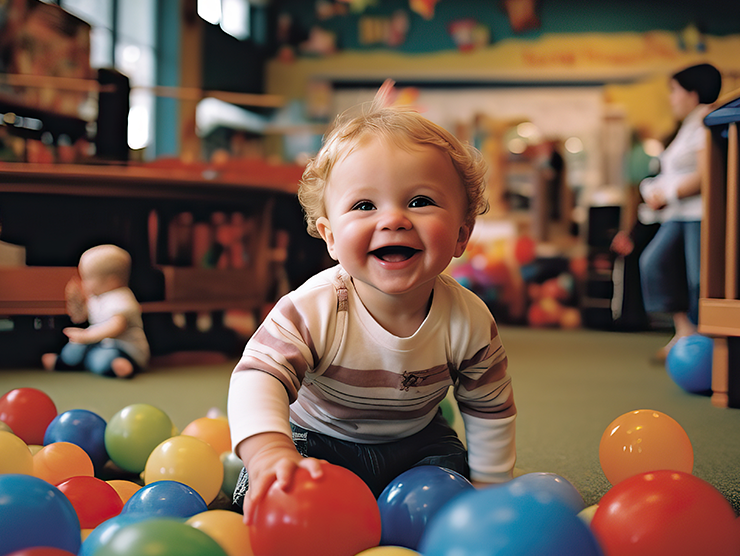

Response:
(2, 326), (739, 511)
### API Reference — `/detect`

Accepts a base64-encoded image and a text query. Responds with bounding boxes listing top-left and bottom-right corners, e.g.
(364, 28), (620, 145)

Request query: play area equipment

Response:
(1, 387), (738, 556)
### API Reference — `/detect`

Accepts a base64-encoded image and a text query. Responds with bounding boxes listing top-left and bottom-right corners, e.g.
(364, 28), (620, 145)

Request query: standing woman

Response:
(639, 63), (722, 361)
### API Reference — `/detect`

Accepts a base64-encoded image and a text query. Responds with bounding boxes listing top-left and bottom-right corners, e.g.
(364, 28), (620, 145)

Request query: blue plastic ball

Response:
(121, 480), (208, 518)
(0, 473), (82, 555)
(666, 334), (714, 393)
(44, 409), (109, 471)
(378, 465), (474, 549)
(419, 481), (604, 556)
(508, 472), (585, 513)
(79, 512), (150, 556)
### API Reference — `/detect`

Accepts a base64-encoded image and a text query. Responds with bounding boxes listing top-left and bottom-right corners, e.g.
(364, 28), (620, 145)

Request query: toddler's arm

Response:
(228, 369), (323, 525)
(65, 276), (87, 323)
(63, 314), (127, 344)
(235, 431), (323, 524)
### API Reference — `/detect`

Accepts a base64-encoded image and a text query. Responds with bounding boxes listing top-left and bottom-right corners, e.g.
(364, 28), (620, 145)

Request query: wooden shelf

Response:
(0, 161), (301, 338)
(699, 88), (740, 408)
(0, 160), (304, 199)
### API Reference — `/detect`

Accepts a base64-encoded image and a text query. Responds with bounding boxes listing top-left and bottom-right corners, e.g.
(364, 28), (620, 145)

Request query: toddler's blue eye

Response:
(409, 196), (435, 208)
(352, 201), (375, 211)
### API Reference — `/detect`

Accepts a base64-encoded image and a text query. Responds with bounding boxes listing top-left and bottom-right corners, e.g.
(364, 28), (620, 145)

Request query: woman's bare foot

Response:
(655, 337), (679, 363)
(111, 357), (134, 378)
(655, 313), (697, 362)
(42, 353), (57, 371)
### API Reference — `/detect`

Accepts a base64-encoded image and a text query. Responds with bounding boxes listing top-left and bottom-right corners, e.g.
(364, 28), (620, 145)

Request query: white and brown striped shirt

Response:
(228, 265), (516, 482)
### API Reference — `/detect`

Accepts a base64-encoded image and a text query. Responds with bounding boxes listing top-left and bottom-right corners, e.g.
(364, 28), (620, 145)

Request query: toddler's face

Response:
(316, 137), (471, 302)
(79, 262), (121, 297)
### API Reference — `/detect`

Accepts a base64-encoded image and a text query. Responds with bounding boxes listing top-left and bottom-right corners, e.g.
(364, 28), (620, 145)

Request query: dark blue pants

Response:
(54, 341), (138, 377)
(232, 410), (468, 509)
(639, 220), (701, 324)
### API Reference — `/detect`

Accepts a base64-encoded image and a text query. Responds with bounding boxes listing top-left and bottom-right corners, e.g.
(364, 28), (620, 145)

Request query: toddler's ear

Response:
(454, 224), (473, 258)
(316, 217), (338, 261)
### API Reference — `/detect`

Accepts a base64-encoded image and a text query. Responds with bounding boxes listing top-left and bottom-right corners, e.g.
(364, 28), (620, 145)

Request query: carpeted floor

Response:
(2, 325), (739, 512)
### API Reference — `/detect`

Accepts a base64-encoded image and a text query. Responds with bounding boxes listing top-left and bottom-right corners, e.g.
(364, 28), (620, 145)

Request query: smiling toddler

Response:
(227, 83), (516, 522)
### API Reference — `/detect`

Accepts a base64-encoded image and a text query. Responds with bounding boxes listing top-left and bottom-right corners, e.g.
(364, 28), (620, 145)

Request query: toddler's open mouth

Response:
(371, 246), (420, 262)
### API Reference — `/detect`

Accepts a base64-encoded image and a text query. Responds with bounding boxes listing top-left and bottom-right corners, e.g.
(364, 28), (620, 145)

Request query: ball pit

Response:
(2, 384), (737, 556)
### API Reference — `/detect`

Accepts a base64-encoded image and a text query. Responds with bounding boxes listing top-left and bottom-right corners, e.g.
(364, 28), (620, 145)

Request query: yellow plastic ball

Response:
(355, 547), (421, 556)
(0, 430), (33, 475)
(144, 435), (224, 504)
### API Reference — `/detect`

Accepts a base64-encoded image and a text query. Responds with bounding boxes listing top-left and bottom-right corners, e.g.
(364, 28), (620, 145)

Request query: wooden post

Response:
(180, 0), (202, 162)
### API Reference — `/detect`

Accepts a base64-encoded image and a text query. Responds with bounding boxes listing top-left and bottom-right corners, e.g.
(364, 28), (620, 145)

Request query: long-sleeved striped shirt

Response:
(228, 264), (516, 482)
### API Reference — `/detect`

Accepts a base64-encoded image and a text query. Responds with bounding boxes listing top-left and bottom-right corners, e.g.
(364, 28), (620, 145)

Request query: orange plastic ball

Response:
(187, 509), (254, 556)
(599, 409), (693, 486)
(33, 441), (95, 486)
(181, 417), (232, 456)
(106, 479), (142, 505)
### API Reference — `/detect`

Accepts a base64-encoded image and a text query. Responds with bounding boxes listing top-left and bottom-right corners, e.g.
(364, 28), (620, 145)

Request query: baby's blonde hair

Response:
(298, 96), (488, 238)
(79, 244), (131, 284)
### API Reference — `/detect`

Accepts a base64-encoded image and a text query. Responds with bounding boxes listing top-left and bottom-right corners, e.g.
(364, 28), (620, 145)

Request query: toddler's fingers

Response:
(242, 473), (274, 525)
(299, 457), (325, 479)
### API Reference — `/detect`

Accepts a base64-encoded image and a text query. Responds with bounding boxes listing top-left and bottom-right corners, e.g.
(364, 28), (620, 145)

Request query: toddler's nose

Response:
(378, 208), (412, 230)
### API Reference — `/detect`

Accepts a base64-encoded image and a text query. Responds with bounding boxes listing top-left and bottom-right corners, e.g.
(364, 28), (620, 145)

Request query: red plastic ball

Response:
(56, 475), (124, 529)
(251, 464), (381, 556)
(591, 470), (737, 556)
(6, 549), (77, 556)
(0, 388), (57, 445)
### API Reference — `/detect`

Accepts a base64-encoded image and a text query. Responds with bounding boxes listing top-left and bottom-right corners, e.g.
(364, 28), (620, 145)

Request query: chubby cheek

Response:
(426, 220), (464, 253)
(332, 222), (373, 262)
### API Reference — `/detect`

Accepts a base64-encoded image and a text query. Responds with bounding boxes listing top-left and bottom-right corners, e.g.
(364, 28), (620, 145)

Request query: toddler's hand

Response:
(242, 446), (324, 525)
(62, 327), (88, 343)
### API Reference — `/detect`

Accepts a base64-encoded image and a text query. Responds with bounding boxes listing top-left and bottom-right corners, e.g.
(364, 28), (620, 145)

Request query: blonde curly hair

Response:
(298, 95), (488, 238)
